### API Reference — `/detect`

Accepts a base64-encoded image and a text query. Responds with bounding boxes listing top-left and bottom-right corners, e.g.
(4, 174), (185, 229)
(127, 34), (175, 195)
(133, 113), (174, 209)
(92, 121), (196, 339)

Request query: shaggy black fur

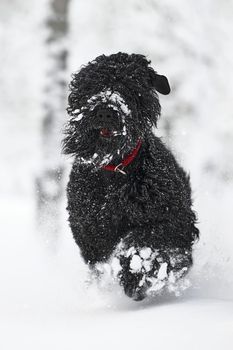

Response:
(63, 52), (199, 301)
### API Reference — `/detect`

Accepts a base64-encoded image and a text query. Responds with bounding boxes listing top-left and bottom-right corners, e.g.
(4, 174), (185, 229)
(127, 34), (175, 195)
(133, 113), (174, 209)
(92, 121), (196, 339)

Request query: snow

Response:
(73, 112), (84, 121)
(88, 90), (131, 116)
(130, 254), (143, 272)
(125, 246), (136, 257)
(143, 259), (152, 272)
(0, 193), (232, 350)
(157, 262), (168, 280)
(79, 152), (99, 165)
(1, 0), (233, 349)
(139, 247), (152, 259)
(111, 257), (122, 276)
(99, 153), (114, 166)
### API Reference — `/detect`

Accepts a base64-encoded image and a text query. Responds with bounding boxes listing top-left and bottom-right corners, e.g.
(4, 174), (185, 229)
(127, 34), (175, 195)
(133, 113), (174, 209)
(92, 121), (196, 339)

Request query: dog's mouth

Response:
(99, 128), (121, 138)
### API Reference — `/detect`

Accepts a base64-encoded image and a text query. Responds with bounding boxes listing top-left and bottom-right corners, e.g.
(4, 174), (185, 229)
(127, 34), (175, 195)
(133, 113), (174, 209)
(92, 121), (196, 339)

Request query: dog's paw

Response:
(109, 242), (192, 300)
(109, 243), (157, 300)
(145, 249), (192, 296)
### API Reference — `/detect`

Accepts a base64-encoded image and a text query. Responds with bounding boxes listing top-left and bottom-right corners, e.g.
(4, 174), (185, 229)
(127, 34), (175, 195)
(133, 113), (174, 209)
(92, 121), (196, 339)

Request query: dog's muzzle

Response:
(93, 107), (123, 139)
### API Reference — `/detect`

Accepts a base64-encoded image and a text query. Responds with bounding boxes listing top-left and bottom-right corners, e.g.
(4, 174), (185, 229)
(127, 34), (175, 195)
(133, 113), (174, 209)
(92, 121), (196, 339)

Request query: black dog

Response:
(63, 53), (199, 300)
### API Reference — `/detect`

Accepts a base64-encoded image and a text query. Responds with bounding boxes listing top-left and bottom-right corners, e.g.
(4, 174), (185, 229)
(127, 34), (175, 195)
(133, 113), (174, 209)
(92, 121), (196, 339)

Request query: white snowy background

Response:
(0, 0), (233, 349)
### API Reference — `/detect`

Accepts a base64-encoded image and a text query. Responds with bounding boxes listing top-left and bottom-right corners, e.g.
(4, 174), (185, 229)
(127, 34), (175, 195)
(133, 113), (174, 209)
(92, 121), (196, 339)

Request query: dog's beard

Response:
(69, 89), (140, 168)
(76, 125), (138, 168)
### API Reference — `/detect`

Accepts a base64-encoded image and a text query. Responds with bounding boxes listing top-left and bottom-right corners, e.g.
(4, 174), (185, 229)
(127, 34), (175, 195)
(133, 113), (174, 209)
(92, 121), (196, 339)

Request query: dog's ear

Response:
(154, 74), (171, 95)
(151, 73), (171, 95)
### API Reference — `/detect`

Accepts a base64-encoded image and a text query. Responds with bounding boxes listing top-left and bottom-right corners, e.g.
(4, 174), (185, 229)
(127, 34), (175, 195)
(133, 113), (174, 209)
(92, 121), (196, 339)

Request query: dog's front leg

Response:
(109, 229), (193, 301)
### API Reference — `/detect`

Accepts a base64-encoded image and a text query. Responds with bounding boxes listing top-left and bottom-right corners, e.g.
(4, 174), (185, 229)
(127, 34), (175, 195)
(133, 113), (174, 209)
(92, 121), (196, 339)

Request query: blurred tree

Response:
(36, 0), (70, 249)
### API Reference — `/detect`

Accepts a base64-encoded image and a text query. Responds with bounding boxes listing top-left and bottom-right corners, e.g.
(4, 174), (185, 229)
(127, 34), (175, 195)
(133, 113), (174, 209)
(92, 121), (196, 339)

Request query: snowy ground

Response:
(0, 194), (232, 350)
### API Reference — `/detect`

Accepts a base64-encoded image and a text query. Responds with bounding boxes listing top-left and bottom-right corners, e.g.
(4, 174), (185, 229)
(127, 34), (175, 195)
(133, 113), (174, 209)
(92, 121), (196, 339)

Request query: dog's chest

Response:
(68, 165), (126, 226)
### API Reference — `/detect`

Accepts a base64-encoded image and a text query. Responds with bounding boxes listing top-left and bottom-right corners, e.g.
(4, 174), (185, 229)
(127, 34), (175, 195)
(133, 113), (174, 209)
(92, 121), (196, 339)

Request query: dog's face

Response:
(63, 53), (170, 167)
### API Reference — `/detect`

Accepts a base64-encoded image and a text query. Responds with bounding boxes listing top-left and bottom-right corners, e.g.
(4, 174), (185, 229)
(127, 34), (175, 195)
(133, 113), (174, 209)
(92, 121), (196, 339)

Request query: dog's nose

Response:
(96, 108), (114, 124)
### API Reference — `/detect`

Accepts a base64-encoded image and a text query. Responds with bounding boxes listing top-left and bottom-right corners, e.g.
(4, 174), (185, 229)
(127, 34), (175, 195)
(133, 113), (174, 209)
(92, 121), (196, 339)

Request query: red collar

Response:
(102, 139), (142, 175)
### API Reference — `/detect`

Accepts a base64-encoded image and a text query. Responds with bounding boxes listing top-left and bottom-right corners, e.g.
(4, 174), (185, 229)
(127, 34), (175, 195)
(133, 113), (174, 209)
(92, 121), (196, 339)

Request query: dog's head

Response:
(63, 52), (170, 167)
